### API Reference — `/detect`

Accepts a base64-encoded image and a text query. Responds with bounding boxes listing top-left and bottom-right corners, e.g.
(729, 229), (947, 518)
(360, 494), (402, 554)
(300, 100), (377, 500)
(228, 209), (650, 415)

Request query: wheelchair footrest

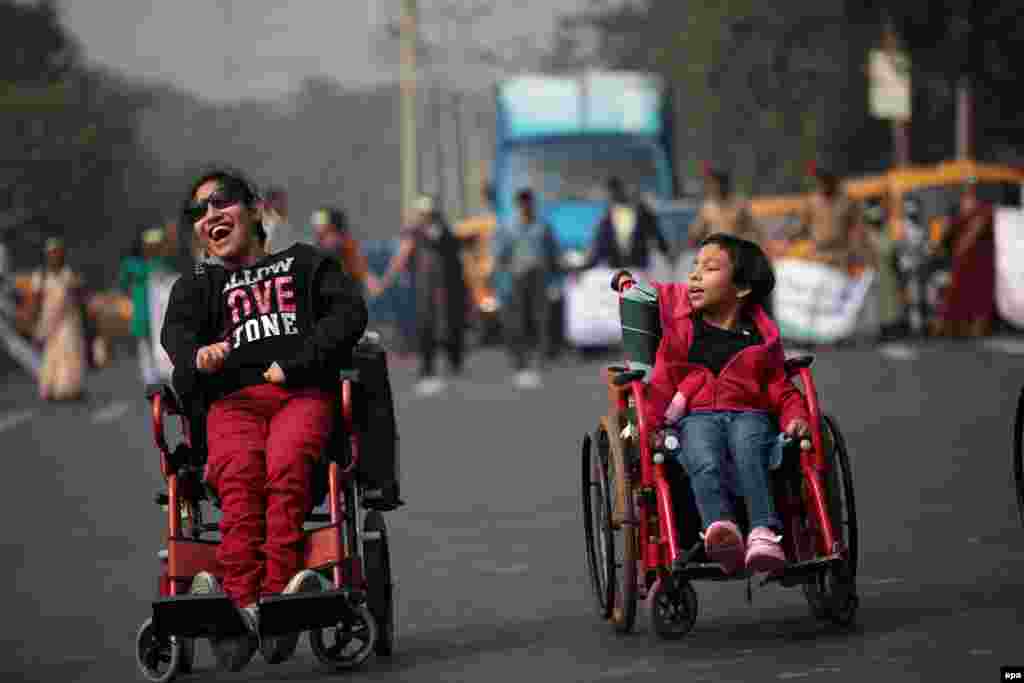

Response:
(257, 589), (361, 638)
(153, 594), (247, 639)
(768, 554), (846, 587)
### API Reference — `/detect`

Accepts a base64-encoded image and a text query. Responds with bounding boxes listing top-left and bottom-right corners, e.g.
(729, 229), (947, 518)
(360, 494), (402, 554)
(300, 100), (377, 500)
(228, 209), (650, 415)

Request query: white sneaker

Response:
(260, 570), (326, 664)
(414, 376), (446, 397)
(514, 370), (542, 389)
(190, 572), (257, 672)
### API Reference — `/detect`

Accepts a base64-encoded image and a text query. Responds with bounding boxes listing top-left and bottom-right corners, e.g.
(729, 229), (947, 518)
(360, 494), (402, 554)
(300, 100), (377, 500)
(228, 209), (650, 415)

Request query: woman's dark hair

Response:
(183, 167), (266, 243)
(699, 232), (776, 307)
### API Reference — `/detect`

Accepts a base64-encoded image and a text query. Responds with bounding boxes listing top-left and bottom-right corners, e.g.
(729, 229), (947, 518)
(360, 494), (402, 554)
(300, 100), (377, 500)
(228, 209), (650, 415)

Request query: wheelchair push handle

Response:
(610, 269), (636, 294)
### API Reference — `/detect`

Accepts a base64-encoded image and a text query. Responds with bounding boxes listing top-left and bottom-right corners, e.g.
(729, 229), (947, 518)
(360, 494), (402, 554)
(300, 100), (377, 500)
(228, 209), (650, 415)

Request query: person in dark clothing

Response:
(580, 177), (672, 271)
(161, 168), (367, 671)
(374, 196), (472, 396)
(496, 188), (560, 389)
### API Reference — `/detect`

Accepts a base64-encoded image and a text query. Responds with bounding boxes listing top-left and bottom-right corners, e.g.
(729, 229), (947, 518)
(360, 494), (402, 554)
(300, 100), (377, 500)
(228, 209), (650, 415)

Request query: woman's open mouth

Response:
(209, 223), (233, 243)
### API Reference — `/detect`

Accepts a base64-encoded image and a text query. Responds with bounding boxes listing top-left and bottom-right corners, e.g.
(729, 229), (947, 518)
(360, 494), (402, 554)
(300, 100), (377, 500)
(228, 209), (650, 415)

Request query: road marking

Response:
(0, 409), (35, 433)
(862, 577), (905, 586)
(877, 343), (919, 360)
(981, 337), (1024, 355)
(779, 668), (842, 679)
(90, 400), (133, 424)
(596, 663), (658, 679)
(471, 561), (529, 575)
(968, 649), (993, 656)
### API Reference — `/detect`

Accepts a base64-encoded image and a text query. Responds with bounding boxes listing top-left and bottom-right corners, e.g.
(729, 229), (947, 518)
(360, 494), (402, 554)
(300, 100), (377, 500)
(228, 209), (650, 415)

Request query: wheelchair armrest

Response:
(784, 355), (814, 377)
(612, 369), (646, 386)
(146, 383), (182, 416)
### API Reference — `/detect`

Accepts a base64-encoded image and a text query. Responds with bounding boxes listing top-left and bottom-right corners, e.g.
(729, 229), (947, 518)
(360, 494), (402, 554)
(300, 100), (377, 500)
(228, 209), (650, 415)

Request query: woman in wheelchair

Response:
(160, 169), (368, 669)
(633, 233), (810, 576)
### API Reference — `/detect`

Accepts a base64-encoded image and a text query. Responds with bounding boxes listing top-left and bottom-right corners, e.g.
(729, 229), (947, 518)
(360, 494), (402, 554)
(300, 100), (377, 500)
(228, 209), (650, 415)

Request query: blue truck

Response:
(492, 70), (695, 346)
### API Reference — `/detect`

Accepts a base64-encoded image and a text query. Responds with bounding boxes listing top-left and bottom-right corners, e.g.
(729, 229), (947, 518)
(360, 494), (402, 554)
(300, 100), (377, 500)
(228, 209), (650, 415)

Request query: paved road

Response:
(1, 336), (1023, 682)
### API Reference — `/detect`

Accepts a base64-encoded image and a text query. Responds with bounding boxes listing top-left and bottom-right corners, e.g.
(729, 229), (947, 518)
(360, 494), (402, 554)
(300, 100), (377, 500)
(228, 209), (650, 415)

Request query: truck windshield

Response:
(506, 138), (662, 203)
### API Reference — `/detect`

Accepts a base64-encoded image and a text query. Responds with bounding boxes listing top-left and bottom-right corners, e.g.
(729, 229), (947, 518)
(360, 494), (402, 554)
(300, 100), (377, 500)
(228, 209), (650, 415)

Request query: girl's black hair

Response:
(183, 167), (266, 243)
(699, 233), (776, 307)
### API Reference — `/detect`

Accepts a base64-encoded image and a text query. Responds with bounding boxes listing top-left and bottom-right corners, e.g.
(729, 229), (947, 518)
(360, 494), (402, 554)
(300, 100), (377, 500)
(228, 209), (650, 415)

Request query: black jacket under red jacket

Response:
(161, 243), (368, 407)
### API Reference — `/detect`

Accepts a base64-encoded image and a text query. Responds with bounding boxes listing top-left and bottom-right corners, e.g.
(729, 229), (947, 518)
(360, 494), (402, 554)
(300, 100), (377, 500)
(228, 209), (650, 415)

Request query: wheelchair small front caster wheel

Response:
(650, 578), (698, 641)
(135, 617), (189, 683)
(309, 604), (378, 670)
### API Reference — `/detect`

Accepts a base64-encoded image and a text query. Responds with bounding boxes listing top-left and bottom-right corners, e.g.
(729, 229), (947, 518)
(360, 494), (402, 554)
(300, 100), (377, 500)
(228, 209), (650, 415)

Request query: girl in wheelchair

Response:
(160, 168), (368, 669)
(629, 233), (810, 576)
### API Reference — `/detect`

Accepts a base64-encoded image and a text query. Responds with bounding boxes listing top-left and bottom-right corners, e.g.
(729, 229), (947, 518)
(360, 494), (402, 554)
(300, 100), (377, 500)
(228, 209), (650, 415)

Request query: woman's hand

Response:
(263, 361), (286, 385)
(785, 418), (812, 450)
(196, 341), (231, 374)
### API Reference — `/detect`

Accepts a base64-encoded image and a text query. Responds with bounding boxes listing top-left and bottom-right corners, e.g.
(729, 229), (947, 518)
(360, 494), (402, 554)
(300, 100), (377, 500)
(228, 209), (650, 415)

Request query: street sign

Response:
(869, 49), (911, 121)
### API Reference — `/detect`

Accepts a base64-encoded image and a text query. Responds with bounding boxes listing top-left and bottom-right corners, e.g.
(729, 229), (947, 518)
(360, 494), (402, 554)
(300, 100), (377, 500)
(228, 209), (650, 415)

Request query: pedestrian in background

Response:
(31, 237), (86, 401)
(374, 196), (473, 397)
(496, 188), (560, 389)
(690, 166), (761, 245)
(120, 227), (175, 387)
(580, 176), (671, 271)
(934, 178), (996, 338)
(312, 206), (378, 294)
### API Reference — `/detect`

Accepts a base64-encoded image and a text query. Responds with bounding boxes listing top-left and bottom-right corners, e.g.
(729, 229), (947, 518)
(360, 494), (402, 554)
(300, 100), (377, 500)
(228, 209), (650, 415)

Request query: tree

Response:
(0, 0), (157, 283)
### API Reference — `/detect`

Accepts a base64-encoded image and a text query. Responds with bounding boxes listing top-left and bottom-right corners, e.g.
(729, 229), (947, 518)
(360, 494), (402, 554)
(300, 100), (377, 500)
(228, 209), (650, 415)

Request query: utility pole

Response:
(399, 0), (419, 221)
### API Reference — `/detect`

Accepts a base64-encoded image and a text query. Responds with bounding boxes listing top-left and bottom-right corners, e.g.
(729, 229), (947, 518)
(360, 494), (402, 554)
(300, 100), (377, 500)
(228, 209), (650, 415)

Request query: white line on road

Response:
(0, 409), (35, 433)
(861, 577), (906, 586)
(877, 343), (919, 360)
(981, 336), (1024, 355)
(596, 663), (659, 679)
(90, 400), (134, 424)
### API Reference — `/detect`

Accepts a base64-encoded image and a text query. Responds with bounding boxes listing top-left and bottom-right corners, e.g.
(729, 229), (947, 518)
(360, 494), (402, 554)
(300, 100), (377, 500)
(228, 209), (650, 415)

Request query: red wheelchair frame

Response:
(135, 373), (394, 681)
(582, 275), (858, 640)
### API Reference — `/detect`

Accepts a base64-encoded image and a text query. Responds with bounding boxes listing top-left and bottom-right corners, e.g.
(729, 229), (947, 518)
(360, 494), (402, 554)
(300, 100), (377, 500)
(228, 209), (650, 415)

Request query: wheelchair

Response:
(581, 273), (859, 640)
(135, 354), (399, 681)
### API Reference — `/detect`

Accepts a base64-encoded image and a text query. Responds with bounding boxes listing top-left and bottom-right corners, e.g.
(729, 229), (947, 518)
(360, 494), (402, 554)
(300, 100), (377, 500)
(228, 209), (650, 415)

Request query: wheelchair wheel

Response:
(1014, 385), (1024, 528)
(598, 425), (638, 634)
(309, 603), (378, 671)
(649, 578), (698, 641)
(582, 432), (615, 619)
(135, 617), (184, 683)
(802, 414), (859, 626)
(363, 510), (395, 656)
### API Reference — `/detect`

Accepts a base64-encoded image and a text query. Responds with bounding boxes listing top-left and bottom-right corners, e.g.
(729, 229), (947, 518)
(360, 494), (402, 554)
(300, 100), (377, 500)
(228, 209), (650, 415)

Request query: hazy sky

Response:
(60, 1), (590, 102)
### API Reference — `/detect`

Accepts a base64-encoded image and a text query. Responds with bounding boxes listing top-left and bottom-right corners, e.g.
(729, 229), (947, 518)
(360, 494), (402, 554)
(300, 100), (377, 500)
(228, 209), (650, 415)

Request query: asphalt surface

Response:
(1, 335), (1023, 682)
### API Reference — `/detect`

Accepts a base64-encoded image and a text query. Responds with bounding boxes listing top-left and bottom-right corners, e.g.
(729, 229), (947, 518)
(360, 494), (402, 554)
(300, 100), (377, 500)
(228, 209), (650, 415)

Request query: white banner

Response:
(147, 270), (178, 382)
(565, 267), (635, 347)
(995, 208), (1024, 329)
(773, 260), (878, 344)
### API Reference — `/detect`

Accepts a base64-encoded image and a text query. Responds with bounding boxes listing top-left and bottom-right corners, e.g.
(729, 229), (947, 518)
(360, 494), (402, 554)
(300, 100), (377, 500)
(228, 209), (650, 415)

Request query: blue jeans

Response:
(675, 410), (781, 532)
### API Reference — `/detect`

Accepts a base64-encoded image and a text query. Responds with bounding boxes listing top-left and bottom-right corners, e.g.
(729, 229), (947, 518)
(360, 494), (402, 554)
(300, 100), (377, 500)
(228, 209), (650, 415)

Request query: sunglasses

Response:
(185, 186), (246, 224)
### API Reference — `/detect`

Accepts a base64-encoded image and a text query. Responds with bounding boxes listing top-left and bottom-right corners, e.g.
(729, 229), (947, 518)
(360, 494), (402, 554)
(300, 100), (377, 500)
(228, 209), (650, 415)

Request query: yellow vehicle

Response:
(453, 211), (502, 344)
(750, 159), (1024, 244)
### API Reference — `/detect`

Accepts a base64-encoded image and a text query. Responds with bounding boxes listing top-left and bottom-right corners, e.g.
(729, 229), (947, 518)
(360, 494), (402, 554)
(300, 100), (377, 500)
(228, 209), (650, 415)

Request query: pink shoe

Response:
(704, 520), (745, 575)
(745, 527), (786, 574)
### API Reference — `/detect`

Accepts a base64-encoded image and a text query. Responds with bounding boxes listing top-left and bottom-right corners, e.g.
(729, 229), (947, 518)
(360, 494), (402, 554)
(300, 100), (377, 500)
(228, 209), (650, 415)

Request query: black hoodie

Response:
(161, 243), (368, 408)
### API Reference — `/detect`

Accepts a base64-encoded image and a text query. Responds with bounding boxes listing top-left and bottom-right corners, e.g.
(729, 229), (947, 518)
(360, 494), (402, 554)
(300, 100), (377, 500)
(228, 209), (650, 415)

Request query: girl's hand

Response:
(263, 362), (286, 385)
(664, 392), (687, 424)
(785, 418), (812, 450)
(196, 341), (231, 374)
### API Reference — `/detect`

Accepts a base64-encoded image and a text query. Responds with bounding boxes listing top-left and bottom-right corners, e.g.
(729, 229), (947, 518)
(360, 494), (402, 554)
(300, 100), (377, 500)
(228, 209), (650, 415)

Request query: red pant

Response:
(205, 384), (334, 607)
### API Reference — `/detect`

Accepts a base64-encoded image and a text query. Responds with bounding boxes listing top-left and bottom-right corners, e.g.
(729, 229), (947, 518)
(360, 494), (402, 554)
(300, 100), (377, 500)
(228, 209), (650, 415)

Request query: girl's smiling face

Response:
(687, 243), (750, 313)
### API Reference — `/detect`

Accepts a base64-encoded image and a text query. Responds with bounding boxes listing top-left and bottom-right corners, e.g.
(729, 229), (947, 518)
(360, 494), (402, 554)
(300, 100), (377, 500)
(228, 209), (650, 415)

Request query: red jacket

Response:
(644, 282), (809, 430)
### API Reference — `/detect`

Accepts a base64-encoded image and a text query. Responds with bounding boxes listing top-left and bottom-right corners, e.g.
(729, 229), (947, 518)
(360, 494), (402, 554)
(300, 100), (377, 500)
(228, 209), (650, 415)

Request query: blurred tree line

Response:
(545, 0), (1024, 196)
(0, 0), (172, 286)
